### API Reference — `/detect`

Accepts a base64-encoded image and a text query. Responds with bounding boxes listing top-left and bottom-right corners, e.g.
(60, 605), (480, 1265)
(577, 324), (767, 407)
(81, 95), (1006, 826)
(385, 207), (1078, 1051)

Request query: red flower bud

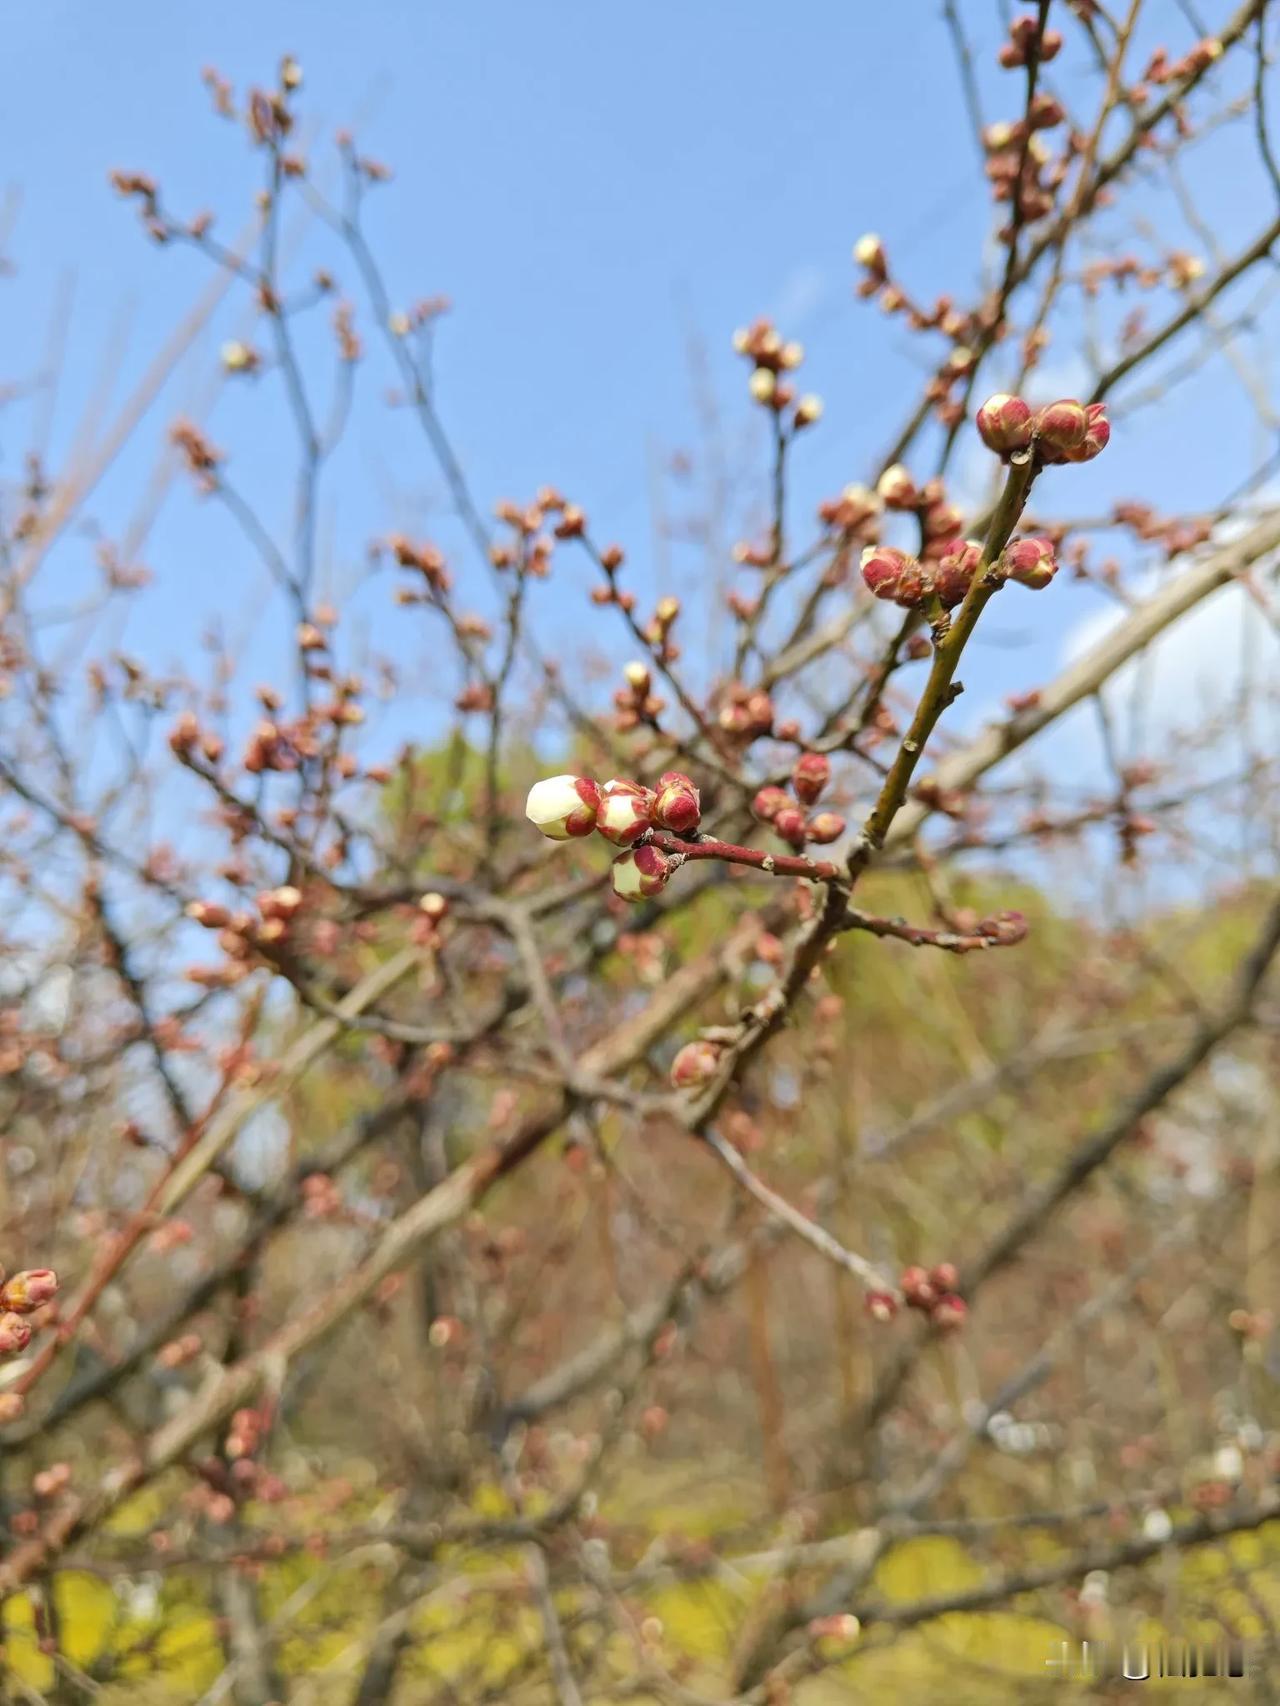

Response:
(791, 752), (831, 805)
(1034, 399), (1089, 460)
(0, 1271), (58, 1314)
(935, 540), (983, 608)
(653, 771), (701, 834)
(611, 843), (672, 901)
(1004, 536), (1057, 589)
(865, 1290), (898, 1323)
(597, 778), (655, 846)
(860, 545), (912, 601)
(806, 812), (846, 844)
(976, 392), (1034, 455)
(752, 786), (791, 823)
(900, 1265), (938, 1310)
(773, 806), (808, 848)
(933, 1293), (969, 1331)
(670, 1039), (722, 1088)
(929, 1262), (959, 1293)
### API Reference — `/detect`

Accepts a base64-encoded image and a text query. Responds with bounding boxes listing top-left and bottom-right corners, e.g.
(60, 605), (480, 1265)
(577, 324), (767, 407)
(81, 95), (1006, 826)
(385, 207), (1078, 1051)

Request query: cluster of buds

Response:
(525, 771), (702, 902)
(170, 419), (224, 490)
(717, 681), (788, 744)
(490, 493), (560, 578)
(862, 539), (981, 612)
(0, 1266), (59, 1361)
(1112, 501), (1212, 561)
(982, 116), (1066, 232)
(874, 465), (966, 561)
(898, 1262), (968, 1329)
(1080, 251), (1205, 297)
(752, 753), (845, 850)
(976, 393), (1110, 465)
(731, 318), (823, 429)
(614, 660), (666, 732)
(816, 481), (881, 539)
(1139, 38), (1223, 95)
(389, 534), (451, 596)
(998, 13), (1063, 68)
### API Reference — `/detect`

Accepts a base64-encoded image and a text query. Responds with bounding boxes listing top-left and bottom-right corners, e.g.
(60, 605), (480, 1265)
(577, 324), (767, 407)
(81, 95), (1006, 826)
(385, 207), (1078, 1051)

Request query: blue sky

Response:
(1, 0), (1276, 868)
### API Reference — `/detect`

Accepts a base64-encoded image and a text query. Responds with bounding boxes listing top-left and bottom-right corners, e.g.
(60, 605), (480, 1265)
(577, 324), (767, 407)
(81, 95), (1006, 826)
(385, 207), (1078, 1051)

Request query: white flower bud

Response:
(525, 774), (600, 841)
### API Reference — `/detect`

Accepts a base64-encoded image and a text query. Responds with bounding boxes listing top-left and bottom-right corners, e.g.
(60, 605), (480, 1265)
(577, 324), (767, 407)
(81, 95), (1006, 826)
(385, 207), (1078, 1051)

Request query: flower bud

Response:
(1034, 399), (1089, 460)
(773, 806), (808, 848)
(0, 1313), (32, 1356)
(525, 774), (601, 841)
(806, 811), (846, 844)
(1067, 401), (1110, 462)
(793, 393), (823, 428)
(597, 778), (655, 846)
(853, 232), (886, 275)
(929, 1261), (958, 1293)
(611, 843), (672, 901)
(876, 464), (917, 510)
(623, 660), (651, 696)
(791, 752), (830, 806)
(900, 1265), (938, 1311)
(975, 393), (1034, 455)
(932, 1293), (969, 1331)
(752, 785), (791, 822)
(748, 368), (776, 404)
(0, 1271), (58, 1314)
(1004, 536), (1057, 589)
(670, 1039), (722, 1088)
(653, 771), (701, 835)
(860, 544), (913, 601)
(865, 1290), (898, 1323)
(935, 540), (983, 608)
(891, 558), (932, 609)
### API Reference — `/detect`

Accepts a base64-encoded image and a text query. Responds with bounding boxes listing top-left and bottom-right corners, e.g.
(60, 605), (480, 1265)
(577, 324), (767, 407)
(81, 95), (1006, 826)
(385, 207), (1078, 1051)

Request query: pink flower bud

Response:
(670, 1039), (722, 1088)
(876, 464), (917, 510)
(0, 1313), (32, 1356)
(597, 778), (656, 846)
(773, 806), (808, 848)
(1004, 536), (1057, 589)
(752, 786), (791, 823)
(0, 1271), (58, 1314)
(1034, 399), (1089, 460)
(653, 771), (701, 835)
(900, 1265), (938, 1311)
(791, 752), (830, 805)
(525, 774), (601, 841)
(1066, 401), (1110, 462)
(860, 544), (912, 601)
(806, 812), (846, 844)
(935, 540), (983, 608)
(865, 1290), (898, 1323)
(923, 501), (964, 541)
(611, 843), (672, 901)
(932, 1293), (969, 1331)
(930, 1261), (959, 1293)
(891, 558), (932, 610)
(975, 392), (1034, 455)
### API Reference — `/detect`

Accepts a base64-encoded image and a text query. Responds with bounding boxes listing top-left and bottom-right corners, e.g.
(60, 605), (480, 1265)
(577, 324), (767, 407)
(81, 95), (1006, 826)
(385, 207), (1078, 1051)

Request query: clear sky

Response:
(1, 1), (1276, 869)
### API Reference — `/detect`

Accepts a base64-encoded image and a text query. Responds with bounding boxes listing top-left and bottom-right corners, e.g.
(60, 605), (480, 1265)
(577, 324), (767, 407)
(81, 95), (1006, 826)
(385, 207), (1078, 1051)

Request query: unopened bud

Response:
(860, 544), (912, 601)
(933, 1293), (969, 1331)
(865, 1291), (898, 1323)
(525, 774), (601, 841)
(773, 806), (808, 848)
(1034, 399), (1089, 459)
(748, 368), (776, 404)
(975, 392), (1034, 455)
(597, 778), (655, 846)
(0, 1313), (32, 1356)
(791, 752), (830, 805)
(793, 393), (823, 428)
(876, 464), (917, 510)
(1003, 536), (1057, 589)
(853, 232), (886, 274)
(652, 771), (701, 835)
(611, 843), (673, 901)
(670, 1039), (722, 1088)
(752, 785), (791, 822)
(935, 540), (983, 608)
(806, 811), (846, 844)
(0, 1271), (58, 1314)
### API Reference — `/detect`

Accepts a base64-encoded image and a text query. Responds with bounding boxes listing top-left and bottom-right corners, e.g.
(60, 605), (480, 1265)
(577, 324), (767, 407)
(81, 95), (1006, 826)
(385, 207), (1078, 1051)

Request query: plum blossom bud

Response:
(975, 393), (1034, 455)
(0, 1314), (32, 1356)
(793, 393), (823, 428)
(791, 752), (830, 806)
(860, 544), (912, 601)
(670, 1039), (722, 1088)
(418, 892), (449, 922)
(935, 540), (982, 608)
(597, 778), (655, 846)
(752, 786), (791, 822)
(1034, 399), (1089, 459)
(611, 843), (673, 901)
(525, 774), (601, 841)
(1068, 401), (1110, 462)
(773, 806), (808, 848)
(865, 1290), (898, 1323)
(1004, 536), (1058, 589)
(653, 771), (701, 834)
(900, 1266), (938, 1311)
(748, 368), (776, 404)
(930, 1262), (959, 1292)
(623, 660), (651, 696)
(933, 1293), (969, 1331)
(0, 1271), (58, 1314)
(853, 232), (886, 276)
(876, 464), (917, 509)
(806, 812), (846, 844)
